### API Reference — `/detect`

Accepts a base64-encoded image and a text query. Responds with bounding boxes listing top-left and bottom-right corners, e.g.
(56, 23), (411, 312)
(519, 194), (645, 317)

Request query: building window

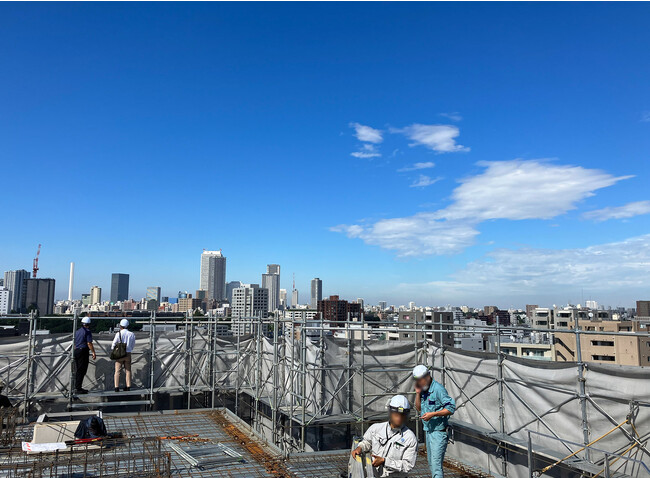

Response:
(592, 355), (615, 361)
(591, 340), (614, 347)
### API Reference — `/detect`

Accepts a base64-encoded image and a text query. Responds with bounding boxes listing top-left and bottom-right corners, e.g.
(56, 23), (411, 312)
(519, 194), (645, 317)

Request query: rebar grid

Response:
(0, 407), (18, 446)
(0, 437), (171, 478)
(106, 410), (288, 477)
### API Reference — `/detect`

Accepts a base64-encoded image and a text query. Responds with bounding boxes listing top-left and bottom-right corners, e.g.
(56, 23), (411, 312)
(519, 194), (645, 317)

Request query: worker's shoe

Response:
(125, 386), (130, 391)
(114, 387), (119, 393)
(75, 388), (88, 394)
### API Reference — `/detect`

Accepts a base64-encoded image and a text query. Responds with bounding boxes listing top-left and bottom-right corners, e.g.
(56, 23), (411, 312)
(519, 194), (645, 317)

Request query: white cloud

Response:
(410, 175), (441, 188)
(583, 200), (650, 222)
(438, 160), (631, 221)
(399, 124), (469, 153)
(440, 112), (462, 122)
(330, 216), (479, 257)
(351, 143), (381, 159)
(350, 122), (383, 143)
(641, 111), (650, 122)
(398, 234), (650, 303)
(332, 159), (631, 257)
(398, 161), (435, 172)
(351, 151), (381, 159)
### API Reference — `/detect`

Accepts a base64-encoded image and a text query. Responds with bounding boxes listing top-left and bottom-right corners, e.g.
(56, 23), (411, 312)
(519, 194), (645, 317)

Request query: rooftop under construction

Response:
(0, 313), (648, 478)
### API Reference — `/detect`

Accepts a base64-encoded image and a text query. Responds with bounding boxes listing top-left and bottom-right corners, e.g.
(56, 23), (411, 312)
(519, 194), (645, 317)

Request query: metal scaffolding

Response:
(0, 311), (648, 477)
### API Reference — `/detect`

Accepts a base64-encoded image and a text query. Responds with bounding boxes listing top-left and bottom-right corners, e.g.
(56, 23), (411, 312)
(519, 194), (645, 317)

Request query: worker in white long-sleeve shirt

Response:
(351, 395), (418, 477)
(111, 319), (136, 392)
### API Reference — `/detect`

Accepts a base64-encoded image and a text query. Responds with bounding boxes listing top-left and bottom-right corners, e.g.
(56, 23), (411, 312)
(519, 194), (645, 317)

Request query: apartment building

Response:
(397, 310), (454, 346)
(555, 320), (650, 365)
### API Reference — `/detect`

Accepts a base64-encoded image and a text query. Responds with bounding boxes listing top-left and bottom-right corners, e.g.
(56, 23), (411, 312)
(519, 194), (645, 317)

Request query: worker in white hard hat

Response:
(73, 316), (96, 394)
(413, 365), (456, 478)
(350, 394), (418, 477)
(111, 319), (136, 392)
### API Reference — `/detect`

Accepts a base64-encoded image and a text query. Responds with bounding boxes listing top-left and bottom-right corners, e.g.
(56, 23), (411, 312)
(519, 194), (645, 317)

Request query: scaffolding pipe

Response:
(496, 312), (507, 476)
(271, 313), (279, 446)
(68, 310), (78, 412)
(300, 313), (307, 451)
(574, 319), (591, 461)
(23, 312), (35, 420)
(527, 430), (534, 478)
(361, 311), (366, 435)
(149, 311), (155, 411)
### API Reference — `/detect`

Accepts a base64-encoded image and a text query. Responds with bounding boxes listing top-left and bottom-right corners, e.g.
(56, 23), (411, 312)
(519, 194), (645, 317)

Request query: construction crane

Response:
(32, 244), (41, 278)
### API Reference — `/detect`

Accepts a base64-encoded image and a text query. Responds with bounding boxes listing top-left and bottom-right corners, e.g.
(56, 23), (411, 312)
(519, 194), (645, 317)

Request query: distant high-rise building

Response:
(262, 264), (280, 312)
(81, 293), (91, 306)
(24, 278), (55, 315)
(357, 298), (364, 309)
(200, 250), (226, 300)
(3, 269), (30, 313)
(585, 300), (598, 310)
(90, 286), (102, 305)
(0, 287), (10, 314)
(232, 284), (269, 318)
(146, 287), (162, 304)
(292, 289), (299, 307)
(318, 295), (361, 326)
(226, 281), (243, 303)
(637, 300), (650, 318)
(178, 297), (202, 313)
(68, 262), (75, 301)
(310, 278), (322, 309)
(484, 305), (498, 316)
(279, 289), (287, 309)
(378, 301), (387, 311)
(409, 301), (416, 310)
(525, 304), (538, 319)
(195, 289), (207, 300)
(110, 273), (129, 303)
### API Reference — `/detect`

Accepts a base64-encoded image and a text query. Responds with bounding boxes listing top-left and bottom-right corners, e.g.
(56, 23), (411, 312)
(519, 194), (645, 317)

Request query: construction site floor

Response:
(10, 409), (488, 478)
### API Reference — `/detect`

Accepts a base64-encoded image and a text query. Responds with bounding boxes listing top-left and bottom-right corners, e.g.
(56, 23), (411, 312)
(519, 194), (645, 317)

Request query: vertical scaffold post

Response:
(527, 430), (534, 478)
(288, 315), (295, 449)
(23, 311), (35, 421)
(604, 453), (611, 478)
(496, 313), (507, 476)
(209, 313), (215, 408)
(439, 312), (446, 389)
(319, 311), (326, 450)
(254, 313), (262, 432)
(186, 312), (192, 410)
(574, 319), (591, 461)
(149, 311), (155, 410)
(272, 314), (279, 445)
(414, 314), (419, 442)
(68, 311), (78, 411)
(346, 315), (352, 418)
(235, 327), (241, 416)
(360, 312), (366, 435)
(300, 313), (307, 451)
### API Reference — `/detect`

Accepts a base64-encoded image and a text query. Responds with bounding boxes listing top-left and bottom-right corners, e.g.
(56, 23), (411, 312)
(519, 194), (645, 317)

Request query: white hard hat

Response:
(120, 319), (129, 328)
(388, 395), (411, 414)
(81, 317), (91, 324)
(413, 365), (429, 380)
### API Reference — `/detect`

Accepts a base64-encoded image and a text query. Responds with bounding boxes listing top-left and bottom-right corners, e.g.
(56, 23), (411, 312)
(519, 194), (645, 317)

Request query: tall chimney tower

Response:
(68, 262), (75, 301)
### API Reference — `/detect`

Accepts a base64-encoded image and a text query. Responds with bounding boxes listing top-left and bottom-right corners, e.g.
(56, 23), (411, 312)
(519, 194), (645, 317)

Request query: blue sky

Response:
(1, 3), (649, 308)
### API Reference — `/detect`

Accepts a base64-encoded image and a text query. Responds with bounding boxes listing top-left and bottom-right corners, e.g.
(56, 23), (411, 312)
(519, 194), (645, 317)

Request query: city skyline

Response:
(1, 3), (649, 307)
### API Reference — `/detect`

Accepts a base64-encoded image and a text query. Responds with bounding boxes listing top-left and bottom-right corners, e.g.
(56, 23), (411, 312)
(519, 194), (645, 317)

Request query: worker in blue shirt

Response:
(73, 317), (96, 394)
(413, 365), (455, 478)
